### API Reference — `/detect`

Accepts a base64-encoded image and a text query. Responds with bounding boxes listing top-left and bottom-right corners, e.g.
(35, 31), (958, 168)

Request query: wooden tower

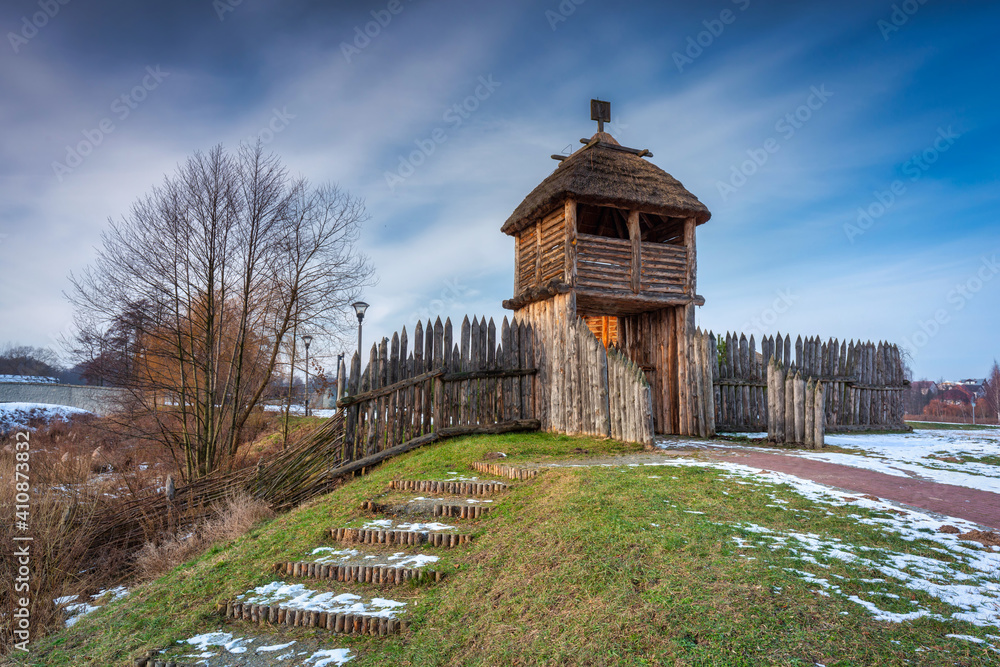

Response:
(501, 102), (712, 435)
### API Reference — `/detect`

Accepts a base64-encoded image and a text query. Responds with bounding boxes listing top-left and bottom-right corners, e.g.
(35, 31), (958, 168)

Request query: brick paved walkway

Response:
(701, 448), (1000, 531)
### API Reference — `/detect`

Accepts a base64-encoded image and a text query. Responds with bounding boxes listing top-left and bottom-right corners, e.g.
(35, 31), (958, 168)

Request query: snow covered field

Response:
(687, 427), (1000, 494)
(0, 402), (92, 434)
(638, 440), (1000, 632)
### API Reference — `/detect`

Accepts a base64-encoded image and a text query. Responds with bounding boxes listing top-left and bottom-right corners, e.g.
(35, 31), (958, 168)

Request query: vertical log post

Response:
(793, 372), (806, 444)
(628, 210), (641, 294)
(804, 379), (816, 448)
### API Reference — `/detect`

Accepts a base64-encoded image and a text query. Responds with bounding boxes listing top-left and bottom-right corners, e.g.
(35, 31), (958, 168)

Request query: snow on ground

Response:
(55, 586), (128, 627)
(237, 581), (406, 618)
(309, 547), (439, 568)
(362, 518), (456, 532)
(673, 427), (1000, 494)
(406, 496), (493, 504)
(0, 374), (58, 383)
(0, 402), (92, 433)
(624, 457), (1000, 628)
(262, 404), (338, 418)
(177, 631), (353, 664)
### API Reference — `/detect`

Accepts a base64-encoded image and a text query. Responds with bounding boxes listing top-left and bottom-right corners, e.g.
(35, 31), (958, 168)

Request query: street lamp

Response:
(352, 301), (369, 357)
(302, 334), (313, 417)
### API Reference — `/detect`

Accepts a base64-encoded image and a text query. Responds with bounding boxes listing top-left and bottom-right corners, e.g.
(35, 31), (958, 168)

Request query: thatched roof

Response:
(501, 132), (711, 235)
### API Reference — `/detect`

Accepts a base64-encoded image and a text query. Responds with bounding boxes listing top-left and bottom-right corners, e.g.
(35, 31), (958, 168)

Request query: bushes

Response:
(135, 492), (274, 580)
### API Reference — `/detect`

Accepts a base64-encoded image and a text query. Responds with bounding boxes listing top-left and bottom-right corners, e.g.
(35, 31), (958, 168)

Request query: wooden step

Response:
(273, 560), (444, 584)
(471, 461), (538, 480)
(217, 599), (404, 636)
(433, 504), (491, 519)
(133, 654), (196, 667)
(360, 500), (492, 520)
(389, 479), (509, 495)
(332, 527), (472, 547)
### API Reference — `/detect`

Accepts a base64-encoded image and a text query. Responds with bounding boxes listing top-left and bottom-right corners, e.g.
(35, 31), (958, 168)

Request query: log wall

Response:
(711, 332), (907, 433)
(617, 309), (715, 437)
(766, 358), (825, 448)
(515, 206), (565, 294)
(515, 293), (654, 445)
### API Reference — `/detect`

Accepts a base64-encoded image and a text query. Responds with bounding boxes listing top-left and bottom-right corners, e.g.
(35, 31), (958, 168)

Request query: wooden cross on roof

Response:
(591, 99), (611, 133)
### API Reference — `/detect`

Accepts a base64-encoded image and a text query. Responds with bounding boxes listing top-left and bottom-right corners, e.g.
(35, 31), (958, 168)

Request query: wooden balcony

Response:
(574, 234), (690, 313)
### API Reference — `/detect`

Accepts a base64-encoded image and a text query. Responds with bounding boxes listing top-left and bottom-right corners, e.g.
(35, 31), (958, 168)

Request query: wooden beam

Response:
(564, 198), (578, 288)
(684, 216), (697, 296)
(534, 221), (542, 286)
(513, 229), (521, 295)
(628, 210), (641, 294)
(337, 369), (445, 408)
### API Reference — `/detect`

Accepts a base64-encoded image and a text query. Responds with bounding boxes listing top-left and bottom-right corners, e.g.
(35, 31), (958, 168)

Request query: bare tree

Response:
(984, 360), (1000, 424)
(68, 143), (374, 479)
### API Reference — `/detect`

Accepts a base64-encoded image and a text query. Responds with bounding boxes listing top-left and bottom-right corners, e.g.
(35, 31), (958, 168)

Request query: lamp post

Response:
(302, 334), (313, 417)
(352, 301), (369, 357)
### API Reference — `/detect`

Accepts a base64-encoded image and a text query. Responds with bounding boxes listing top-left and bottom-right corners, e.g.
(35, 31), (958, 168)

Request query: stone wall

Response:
(0, 382), (128, 415)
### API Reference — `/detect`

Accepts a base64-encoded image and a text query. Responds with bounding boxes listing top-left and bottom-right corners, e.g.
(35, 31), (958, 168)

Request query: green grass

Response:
(9, 432), (999, 666)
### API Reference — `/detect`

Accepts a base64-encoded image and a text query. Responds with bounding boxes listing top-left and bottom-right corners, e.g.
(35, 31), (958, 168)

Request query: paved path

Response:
(699, 448), (1000, 531)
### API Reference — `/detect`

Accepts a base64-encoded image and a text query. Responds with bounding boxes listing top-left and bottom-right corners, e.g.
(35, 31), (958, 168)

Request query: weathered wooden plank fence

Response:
(336, 316), (540, 458)
(712, 332), (906, 433)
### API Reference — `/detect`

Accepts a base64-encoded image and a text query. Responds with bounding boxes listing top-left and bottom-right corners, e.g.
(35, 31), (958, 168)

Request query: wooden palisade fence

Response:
(513, 292), (654, 445)
(336, 316), (540, 459)
(766, 358), (825, 448)
(712, 332), (906, 433)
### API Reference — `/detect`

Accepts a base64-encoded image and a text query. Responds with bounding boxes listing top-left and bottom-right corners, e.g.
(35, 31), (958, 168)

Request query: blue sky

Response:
(0, 0), (997, 380)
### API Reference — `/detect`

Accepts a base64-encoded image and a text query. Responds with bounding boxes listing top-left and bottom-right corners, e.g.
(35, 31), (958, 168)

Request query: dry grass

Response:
(0, 410), (288, 652)
(134, 491), (275, 580)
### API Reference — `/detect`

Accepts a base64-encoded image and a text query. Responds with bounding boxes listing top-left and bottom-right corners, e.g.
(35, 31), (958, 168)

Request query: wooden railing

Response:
(575, 234), (687, 294)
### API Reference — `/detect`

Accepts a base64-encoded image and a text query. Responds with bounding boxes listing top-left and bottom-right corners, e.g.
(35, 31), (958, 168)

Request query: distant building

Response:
(911, 380), (938, 396)
(939, 387), (974, 406)
(938, 379), (985, 400)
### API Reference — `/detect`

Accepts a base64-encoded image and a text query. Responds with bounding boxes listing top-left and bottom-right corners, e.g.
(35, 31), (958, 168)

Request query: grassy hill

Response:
(9, 432), (998, 666)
